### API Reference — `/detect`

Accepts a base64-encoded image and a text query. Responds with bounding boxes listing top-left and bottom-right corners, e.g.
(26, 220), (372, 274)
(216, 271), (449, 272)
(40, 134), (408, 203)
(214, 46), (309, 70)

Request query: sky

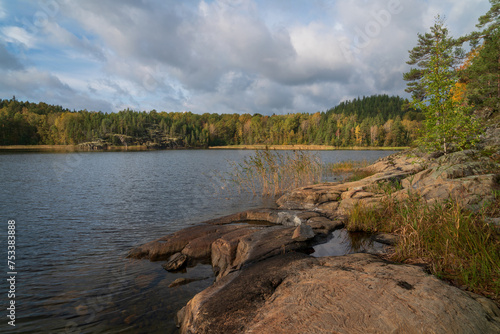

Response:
(0, 0), (492, 115)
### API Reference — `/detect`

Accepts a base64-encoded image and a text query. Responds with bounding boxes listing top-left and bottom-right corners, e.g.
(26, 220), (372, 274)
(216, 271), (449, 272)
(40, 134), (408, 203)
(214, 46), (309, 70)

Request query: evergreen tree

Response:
(461, 0), (500, 113)
(464, 29), (500, 112)
(405, 17), (480, 153)
(476, 0), (500, 35)
(403, 16), (463, 101)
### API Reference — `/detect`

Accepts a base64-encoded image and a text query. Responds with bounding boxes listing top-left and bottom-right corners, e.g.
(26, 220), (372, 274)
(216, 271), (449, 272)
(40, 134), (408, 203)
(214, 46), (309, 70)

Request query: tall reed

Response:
(225, 149), (323, 197)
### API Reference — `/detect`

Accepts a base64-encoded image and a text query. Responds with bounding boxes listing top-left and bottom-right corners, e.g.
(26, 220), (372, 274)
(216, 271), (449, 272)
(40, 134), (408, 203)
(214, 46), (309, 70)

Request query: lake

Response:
(0, 149), (396, 333)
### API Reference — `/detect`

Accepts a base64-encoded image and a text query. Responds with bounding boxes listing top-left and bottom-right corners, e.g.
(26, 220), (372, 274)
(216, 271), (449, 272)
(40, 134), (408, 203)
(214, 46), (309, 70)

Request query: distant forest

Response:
(0, 95), (422, 148)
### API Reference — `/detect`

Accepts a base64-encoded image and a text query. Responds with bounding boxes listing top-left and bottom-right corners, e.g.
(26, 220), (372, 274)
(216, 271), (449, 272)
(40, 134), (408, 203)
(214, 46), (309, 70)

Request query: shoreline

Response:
(0, 145), (177, 152)
(208, 144), (408, 150)
(0, 144), (409, 152)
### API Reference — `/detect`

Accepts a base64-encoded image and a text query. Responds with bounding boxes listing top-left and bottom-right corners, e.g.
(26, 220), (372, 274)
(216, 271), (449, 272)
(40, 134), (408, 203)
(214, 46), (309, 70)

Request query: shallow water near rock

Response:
(312, 229), (386, 257)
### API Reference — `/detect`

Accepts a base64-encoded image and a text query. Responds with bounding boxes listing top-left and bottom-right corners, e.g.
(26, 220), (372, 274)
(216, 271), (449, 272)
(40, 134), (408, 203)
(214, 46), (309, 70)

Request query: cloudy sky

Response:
(0, 0), (491, 114)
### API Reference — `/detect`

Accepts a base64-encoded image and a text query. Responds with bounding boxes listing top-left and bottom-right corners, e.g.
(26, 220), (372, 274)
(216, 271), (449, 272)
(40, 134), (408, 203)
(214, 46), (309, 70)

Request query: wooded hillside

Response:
(0, 95), (421, 148)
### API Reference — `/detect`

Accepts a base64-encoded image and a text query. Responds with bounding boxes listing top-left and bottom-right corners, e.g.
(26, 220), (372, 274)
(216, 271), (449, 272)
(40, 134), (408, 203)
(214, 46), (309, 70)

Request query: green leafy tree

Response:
(405, 17), (480, 153)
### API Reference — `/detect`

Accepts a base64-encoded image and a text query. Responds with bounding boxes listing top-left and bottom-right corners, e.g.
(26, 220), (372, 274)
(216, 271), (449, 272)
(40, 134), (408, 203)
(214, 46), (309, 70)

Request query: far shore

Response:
(0, 145), (151, 152)
(0, 144), (409, 152)
(208, 144), (408, 151)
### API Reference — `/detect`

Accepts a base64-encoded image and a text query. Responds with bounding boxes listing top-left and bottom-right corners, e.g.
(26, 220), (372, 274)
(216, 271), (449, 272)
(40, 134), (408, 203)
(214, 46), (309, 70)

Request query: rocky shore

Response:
(128, 148), (500, 333)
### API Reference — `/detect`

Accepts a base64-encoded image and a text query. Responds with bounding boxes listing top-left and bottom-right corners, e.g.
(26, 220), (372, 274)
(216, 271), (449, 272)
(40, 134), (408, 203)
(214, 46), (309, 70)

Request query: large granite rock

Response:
(178, 253), (500, 334)
(128, 209), (345, 278)
(277, 149), (500, 214)
(210, 225), (310, 279)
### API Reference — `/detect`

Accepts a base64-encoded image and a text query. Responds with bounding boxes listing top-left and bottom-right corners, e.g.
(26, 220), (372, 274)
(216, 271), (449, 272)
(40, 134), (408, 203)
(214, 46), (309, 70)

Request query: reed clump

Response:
(325, 159), (375, 182)
(347, 191), (500, 302)
(326, 159), (371, 172)
(225, 149), (323, 197)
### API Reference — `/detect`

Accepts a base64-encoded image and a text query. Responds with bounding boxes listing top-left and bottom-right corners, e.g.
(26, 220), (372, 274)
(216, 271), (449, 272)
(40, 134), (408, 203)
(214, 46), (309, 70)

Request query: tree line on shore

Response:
(0, 94), (422, 148)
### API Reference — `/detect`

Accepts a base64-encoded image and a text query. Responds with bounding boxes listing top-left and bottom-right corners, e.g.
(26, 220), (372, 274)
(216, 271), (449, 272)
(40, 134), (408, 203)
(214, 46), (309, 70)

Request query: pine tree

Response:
(405, 17), (480, 153)
(477, 0), (500, 34)
(464, 29), (500, 112)
(403, 16), (462, 101)
(461, 0), (500, 113)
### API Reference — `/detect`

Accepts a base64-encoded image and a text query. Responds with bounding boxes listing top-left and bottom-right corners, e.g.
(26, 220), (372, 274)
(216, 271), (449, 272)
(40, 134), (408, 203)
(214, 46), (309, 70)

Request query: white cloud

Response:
(0, 0), (492, 114)
(43, 21), (105, 61)
(1, 26), (36, 48)
(0, 66), (112, 111)
(0, 1), (6, 20)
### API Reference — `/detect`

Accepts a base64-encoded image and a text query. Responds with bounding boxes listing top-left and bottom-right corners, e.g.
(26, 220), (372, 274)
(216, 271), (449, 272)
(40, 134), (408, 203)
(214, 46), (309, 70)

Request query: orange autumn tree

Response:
(452, 46), (483, 105)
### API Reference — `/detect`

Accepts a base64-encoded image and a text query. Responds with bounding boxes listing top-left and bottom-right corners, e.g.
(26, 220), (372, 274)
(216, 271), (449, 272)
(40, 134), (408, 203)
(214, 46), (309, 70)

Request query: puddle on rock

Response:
(312, 229), (386, 257)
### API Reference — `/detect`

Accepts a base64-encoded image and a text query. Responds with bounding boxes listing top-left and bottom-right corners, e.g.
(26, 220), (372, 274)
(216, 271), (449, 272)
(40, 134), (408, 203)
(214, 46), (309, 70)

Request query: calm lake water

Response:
(0, 149), (395, 333)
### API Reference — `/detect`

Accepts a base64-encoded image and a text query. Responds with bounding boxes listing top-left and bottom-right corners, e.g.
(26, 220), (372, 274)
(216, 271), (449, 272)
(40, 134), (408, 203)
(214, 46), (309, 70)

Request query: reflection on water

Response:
(312, 229), (386, 257)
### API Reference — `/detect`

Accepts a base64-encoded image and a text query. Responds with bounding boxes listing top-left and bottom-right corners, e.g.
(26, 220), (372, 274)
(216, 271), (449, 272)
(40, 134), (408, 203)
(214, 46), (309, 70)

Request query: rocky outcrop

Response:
(127, 208), (345, 279)
(127, 224), (247, 261)
(78, 140), (109, 150)
(129, 148), (500, 333)
(397, 150), (499, 210)
(277, 149), (500, 214)
(178, 253), (500, 334)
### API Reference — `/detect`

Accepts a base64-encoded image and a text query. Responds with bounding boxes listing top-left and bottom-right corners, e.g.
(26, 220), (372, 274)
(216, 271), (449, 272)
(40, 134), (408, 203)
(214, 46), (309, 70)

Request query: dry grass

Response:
(346, 170), (376, 182)
(324, 159), (375, 182)
(347, 192), (500, 302)
(325, 159), (371, 172)
(224, 149), (323, 197)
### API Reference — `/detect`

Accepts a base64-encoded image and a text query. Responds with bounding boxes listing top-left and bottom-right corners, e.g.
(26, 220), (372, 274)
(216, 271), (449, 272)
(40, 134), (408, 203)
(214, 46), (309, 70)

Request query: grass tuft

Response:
(325, 159), (375, 182)
(326, 159), (371, 172)
(347, 192), (500, 302)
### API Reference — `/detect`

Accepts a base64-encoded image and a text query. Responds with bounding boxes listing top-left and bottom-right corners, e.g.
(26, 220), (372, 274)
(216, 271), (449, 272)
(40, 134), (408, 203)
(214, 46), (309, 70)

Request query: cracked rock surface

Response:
(178, 253), (500, 334)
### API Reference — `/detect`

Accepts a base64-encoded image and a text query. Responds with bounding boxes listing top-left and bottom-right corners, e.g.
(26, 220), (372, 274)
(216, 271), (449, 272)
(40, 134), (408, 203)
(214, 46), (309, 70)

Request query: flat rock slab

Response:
(127, 208), (344, 275)
(292, 224), (315, 241)
(178, 253), (500, 334)
(127, 224), (251, 261)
